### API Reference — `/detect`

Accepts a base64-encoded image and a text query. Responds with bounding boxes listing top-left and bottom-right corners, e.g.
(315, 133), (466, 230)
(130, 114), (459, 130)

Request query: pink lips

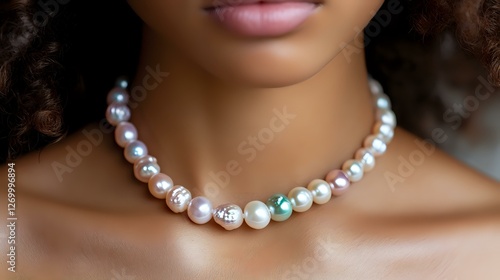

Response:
(206, 1), (319, 37)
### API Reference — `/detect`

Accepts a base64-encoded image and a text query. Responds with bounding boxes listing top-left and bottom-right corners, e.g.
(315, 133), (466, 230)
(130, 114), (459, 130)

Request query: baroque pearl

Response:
(106, 87), (129, 105)
(213, 204), (244, 230)
(124, 140), (148, 163)
(325, 170), (350, 196)
(188, 197), (213, 225)
(115, 122), (138, 148)
(148, 173), (174, 199)
(307, 179), (332, 205)
(106, 103), (131, 126)
(266, 194), (293, 222)
(244, 201), (271, 230)
(364, 135), (387, 157)
(133, 156), (160, 183)
(342, 160), (364, 182)
(166, 185), (192, 213)
(355, 148), (376, 172)
(288, 187), (313, 212)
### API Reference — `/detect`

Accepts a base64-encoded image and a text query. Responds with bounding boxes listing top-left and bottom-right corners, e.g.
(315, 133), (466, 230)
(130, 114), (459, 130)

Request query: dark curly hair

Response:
(0, 0), (499, 162)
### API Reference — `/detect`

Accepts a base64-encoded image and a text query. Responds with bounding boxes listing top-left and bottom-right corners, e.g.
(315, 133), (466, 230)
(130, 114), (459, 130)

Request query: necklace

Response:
(105, 77), (396, 230)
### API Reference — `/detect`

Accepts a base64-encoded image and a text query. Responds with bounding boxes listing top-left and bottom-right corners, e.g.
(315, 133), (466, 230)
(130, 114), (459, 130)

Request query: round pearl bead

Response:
(124, 140), (148, 163)
(148, 173), (174, 199)
(364, 135), (387, 157)
(307, 179), (332, 205)
(325, 170), (350, 196)
(369, 79), (383, 95)
(376, 109), (397, 128)
(115, 76), (129, 89)
(373, 121), (394, 143)
(373, 93), (392, 110)
(266, 194), (293, 222)
(213, 204), (244, 230)
(106, 103), (131, 126)
(133, 156), (160, 183)
(342, 160), (364, 182)
(288, 187), (313, 212)
(355, 148), (376, 172)
(244, 201), (271, 230)
(115, 122), (138, 148)
(166, 185), (192, 213)
(188, 196), (213, 225)
(106, 87), (129, 105)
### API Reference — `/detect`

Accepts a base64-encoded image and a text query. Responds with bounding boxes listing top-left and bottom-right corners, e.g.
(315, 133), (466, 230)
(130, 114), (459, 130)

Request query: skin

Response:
(1, 0), (500, 279)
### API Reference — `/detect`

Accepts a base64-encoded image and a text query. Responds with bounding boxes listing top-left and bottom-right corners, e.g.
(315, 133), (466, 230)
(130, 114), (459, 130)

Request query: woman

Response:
(1, 0), (499, 279)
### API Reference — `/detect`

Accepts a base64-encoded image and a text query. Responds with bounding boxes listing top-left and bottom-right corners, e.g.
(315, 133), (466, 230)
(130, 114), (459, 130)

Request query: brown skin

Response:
(1, 0), (500, 279)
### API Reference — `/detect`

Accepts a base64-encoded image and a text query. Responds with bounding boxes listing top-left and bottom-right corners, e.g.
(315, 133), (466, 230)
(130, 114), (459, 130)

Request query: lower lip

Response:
(207, 2), (318, 37)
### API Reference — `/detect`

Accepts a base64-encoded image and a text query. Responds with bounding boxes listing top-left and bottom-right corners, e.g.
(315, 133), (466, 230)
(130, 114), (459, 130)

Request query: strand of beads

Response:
(105, 77), (395, 231)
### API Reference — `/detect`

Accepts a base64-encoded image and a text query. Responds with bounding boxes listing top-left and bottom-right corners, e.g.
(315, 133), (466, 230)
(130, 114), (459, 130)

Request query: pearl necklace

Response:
(105, 77), (396, 230)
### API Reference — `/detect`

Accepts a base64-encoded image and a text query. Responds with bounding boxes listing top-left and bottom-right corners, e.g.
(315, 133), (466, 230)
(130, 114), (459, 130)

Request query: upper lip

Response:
(203, 0), (322, 9)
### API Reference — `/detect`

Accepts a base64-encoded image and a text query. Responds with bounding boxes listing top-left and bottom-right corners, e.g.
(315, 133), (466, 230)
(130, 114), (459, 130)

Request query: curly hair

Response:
(0, 0), (499, 162)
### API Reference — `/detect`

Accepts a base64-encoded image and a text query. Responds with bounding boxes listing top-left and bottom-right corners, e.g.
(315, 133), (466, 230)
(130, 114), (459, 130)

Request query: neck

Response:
(130, 28), (373, 205)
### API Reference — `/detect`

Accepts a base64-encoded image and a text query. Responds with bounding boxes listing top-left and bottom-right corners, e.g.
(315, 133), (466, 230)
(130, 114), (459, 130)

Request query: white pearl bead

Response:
(244, 201), (271, 230)
(368, 79), (383, 95)
(376, 109), (397, 128)
(124, 140), (148, 163)
(115, 122), (138, 148)
(372, 121), (394, 143)
(166, 185), (192, 213)
(133, 156), (160, 183)
(307, 179), (332, 205)
(213, 204), (244, 231)
(106, 87), (129, 105)
(148, 173), (174, 199)
(354, 148), (376, 172)
(363, 135), (387, 157)
(288, 187), (313, 212)
(188, 197), (213, 225)
(342, 160), (364, 182)
(373, 93), (392, 110)
(115, 76), (129, 89)
(105, 103), (131, 126)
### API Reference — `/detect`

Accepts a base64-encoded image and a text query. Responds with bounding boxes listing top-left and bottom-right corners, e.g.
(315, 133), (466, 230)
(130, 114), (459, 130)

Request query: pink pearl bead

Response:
(106, 103), (131, 126)
(133, 156), (160, 183)
(188, 197), (213, 225)
(166, 185), (192, 213)
(124, 140), (148, 163)
(148, 173), (174, 199)
(115, 122), (138, 148)
(106, 87), (129, 105)
(325, 169), (350, 196)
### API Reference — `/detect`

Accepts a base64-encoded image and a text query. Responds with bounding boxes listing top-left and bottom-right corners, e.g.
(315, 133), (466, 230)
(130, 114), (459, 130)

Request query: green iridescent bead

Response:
(266, 194), (293, 222)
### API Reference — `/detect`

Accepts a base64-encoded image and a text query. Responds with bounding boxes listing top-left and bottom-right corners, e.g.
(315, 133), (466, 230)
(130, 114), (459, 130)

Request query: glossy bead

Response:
(148, 173), (174, 199)
(364, 135), (387, 157)
(325, 170), (350, 196)
(373, 121), (394, 143)
(342, 160), (364, 182)
(288, 187), (313, 212)
(373, 93), (391, 110)
(188, 197), (213, 225)
(106, 103), (131, 126)
(355, 148), (376, 172)
(115, 122), (138, 148)
(266, 194), (293, 222)
(166, 185), (192, 213)
(133, 156), (160, 183)
(307, 179), (332, 205)
(376, 109), (397, 128)
(115, 76), (129, 89)
(124, 140), (148, 163)
(106, 87), (129, 105)
(368, 79), (383, 95)
(244, 201), (271, 230)
(213, 204), (244, 230)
